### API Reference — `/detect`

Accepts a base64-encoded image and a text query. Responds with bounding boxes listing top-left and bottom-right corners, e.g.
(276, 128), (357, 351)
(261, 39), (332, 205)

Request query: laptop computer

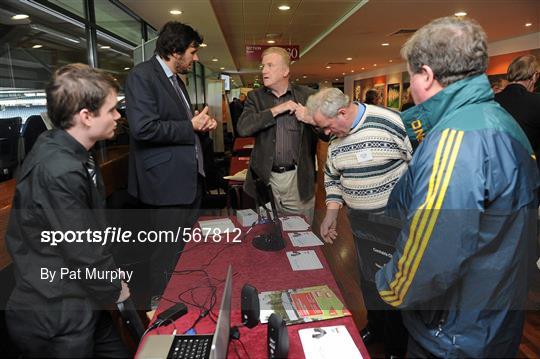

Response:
(137, 265), (233, 359)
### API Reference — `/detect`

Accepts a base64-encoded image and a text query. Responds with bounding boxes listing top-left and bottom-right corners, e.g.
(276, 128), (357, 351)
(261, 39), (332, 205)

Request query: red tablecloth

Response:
(140, 217), (370, 359)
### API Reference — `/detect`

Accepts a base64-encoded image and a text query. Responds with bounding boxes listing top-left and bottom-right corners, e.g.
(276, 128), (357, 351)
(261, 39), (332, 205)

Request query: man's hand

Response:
(320, 207), (340, 244)
(116, 280), (130, 303)
(294, 104), (316, 125)
(192, 106), (214, 132)
(270, 100), (298, 117)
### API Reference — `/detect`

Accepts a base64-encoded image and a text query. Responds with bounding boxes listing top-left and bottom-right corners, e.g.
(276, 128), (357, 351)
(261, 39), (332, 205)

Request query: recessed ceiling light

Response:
(361, 67), (365, 70)
(302, 75), (307, 78)
(124, 67), (130, 70)
(373, 64), (377, 66)
(11, 14), (29, 20)
(212, 58), (218, 62)
(295, 78), (299, 81)
(335, 78), (339, 81)
(454, 11), (467, 17)
(169, 9), (182, 15)
(32, 44), (42, 49)
(200, 43), (207, 47)
(525, 22), (532, 27)
(220, 67), (225, 70)
(346, 57), (352, 61)
(389, 59), (393, 62)
(325, 65), (331, 69)
(342, 72), (346, 75)
(351, 70), (355, 73)
(100, 45), (111, 49)
(278, 5), (291, 11)
(267, 40), (275, 44)
(381, 43), (389, 46)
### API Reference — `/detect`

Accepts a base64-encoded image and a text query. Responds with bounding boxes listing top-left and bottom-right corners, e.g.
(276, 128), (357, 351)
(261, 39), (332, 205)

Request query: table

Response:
(141, 217), (370, 358)
(232, 137), (254, 155)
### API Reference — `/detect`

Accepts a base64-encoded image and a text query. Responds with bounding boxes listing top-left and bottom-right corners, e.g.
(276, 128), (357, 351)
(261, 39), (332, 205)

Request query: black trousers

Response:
(6, 296), (128, 358)
(146, 176), (203, 297)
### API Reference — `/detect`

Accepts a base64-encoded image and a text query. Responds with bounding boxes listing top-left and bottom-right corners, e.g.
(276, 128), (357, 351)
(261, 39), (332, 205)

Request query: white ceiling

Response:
(120, 0), (540, 87)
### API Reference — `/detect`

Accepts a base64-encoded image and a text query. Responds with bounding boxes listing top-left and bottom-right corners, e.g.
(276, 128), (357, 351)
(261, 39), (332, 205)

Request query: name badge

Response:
(356, 149), (373, 163)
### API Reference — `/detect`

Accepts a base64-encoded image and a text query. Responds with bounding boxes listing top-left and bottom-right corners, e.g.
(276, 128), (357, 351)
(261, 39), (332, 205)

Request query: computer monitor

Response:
(252, 177), (285, 251)
(209, 264), (232, 358)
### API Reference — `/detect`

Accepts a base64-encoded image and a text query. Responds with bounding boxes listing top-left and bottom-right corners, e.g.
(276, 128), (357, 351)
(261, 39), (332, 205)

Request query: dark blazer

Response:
(495, 83), (540, 165)
(236, 84), (323, 201)
(125, 56), (198, 206)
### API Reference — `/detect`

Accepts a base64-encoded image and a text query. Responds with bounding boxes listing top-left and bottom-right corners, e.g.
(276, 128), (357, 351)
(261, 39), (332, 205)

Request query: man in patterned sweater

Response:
(305, 87), (412, 356)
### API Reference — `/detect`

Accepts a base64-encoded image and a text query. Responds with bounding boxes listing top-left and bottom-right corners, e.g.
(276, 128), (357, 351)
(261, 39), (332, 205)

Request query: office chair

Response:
(22, 115), (48, 156)
(0, 117), (22, 181)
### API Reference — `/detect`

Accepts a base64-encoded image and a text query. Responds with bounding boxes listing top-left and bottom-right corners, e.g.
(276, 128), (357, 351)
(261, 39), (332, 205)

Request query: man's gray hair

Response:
(401, 16), (488, 87)
(306, 88), (349, 118)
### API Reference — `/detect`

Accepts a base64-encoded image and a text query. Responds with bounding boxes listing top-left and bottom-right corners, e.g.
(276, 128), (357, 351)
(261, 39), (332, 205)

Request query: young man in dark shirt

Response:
(6, 63), (130, 357)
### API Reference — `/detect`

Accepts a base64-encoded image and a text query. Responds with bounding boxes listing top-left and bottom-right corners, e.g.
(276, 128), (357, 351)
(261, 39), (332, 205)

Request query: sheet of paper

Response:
(198, 218), (236, 232)
(286, 250), (323, 271)
(288, 231), (324, 247)
(242, 144), (254, 149)
(280, 216), (310, 231)
(299, 325), (363, 359)
(223, 168), (247, 181)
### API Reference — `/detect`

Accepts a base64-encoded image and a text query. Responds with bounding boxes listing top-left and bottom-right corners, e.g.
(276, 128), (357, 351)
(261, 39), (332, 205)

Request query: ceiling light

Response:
(525, 23), (532, 27)
(335, 78), (339, 81)
(169, 10), (182, 15)
(325, 65), (331, 69)
(324, 80), (328, 83)
(351, 70), (355, 73)
(295, 78), (299, 81)
(123, 67), (130, 70)
(389, 59), (393, 62)
(302, 75), (307, 78)
(200, 43), (207, 47)
(220, 67), (225, 70)
(267, 40), (275, 44)
(346, 57), (352, 61)
(381, 43), (389, 46)
(361, 67), (365, 70)
(100, 45), (111, 49)
(373, 64), (377, 67)
(454, 11), (467, 17)
(32, 44), (42, 49)
(212, 58), (218, 62)
(278, 5), (291, 11)
(11, 14), (29, 20)
(342, 72), (346, 75)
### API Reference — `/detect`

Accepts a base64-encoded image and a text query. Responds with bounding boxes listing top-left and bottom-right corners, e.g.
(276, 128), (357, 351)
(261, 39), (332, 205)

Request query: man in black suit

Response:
(237, 47), (324, 223)
(125, 21), (216, 302)
(495, 54), (540, 170)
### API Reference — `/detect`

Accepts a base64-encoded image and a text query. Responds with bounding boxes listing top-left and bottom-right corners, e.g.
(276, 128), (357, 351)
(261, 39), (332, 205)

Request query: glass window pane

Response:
(48, 0), (85, 18)
(96, 31), (135, 94)
(0, 1), (86, 122)
(94, 0), (142, 45)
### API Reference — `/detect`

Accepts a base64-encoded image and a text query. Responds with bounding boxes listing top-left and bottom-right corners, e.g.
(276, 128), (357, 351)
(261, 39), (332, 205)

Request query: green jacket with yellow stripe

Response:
(375, 74), (539, 358)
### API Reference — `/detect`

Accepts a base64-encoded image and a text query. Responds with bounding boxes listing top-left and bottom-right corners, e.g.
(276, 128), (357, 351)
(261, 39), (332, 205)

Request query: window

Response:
(94, 0), (142, 45)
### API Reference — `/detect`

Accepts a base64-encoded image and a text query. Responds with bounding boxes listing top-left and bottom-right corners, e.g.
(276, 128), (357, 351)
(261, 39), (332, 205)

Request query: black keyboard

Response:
(168, 335), (213, 359)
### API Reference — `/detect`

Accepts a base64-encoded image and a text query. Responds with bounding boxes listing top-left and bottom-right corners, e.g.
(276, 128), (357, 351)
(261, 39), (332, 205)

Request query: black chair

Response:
(22, 115), (48, 156)
(0, 117), (22, 181)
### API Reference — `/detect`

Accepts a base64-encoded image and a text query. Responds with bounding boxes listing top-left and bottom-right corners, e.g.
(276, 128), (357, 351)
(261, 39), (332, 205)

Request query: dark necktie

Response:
(86, 152), (97, 186)
(171, 75), (205, 177)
